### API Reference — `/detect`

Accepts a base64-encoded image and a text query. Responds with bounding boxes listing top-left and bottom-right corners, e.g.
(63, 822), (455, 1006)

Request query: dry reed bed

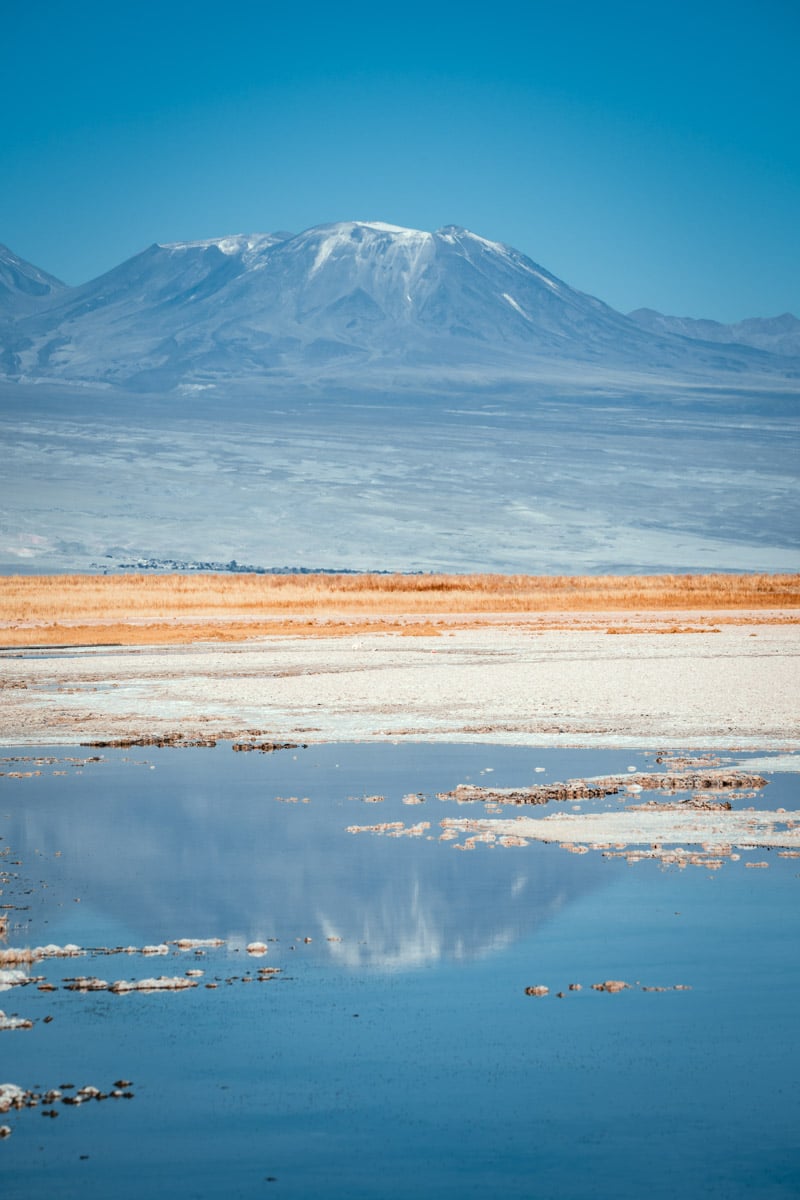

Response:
(4, 572), (799, 618)
(1, 573), (798, 647)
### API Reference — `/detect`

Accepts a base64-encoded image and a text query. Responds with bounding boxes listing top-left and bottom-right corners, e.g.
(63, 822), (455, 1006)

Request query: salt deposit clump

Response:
(174, 938), (225, 950)
(0, 1084), (26, 1112)
(109, 976), (198, 993)
(0, 1011), (33, 1030)
(0, 969), (30, 990)
(0, 945), (83, 965)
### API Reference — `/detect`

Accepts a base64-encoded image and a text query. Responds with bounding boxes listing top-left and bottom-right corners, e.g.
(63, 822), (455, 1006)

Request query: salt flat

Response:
(2, 616), (797, 748)
(2, 383), (798, 576)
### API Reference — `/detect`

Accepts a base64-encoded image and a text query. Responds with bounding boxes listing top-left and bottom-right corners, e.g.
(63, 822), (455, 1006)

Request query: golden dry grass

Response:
(0, 572), (797, 647)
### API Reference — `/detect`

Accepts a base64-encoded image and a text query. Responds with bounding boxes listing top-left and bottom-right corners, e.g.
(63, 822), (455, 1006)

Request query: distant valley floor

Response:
(2, 381), (798, 575)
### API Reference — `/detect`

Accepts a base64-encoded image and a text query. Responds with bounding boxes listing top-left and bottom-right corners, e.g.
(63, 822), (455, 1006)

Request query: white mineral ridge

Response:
(109, 976), (199, 992)
(441, 809), (800, 849)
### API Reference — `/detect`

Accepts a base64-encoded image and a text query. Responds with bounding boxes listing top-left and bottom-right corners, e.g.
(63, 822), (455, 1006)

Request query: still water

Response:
(1, 743), (798, 1198)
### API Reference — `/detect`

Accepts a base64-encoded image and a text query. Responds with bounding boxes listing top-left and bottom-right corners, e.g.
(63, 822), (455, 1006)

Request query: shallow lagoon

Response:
(1, 743), (799, 1198)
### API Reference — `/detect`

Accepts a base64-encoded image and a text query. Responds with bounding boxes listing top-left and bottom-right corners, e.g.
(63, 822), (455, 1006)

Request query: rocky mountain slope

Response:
(1, 222), (793, 391)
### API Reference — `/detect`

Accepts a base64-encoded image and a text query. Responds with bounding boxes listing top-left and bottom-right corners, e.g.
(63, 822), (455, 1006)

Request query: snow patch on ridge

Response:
(436, 226), (512, 258)
(514, 258), (560, 289)
(159, 234), (280, 257)
(460, 230), (508, 255)
(360, 221), (425, 236)
(308, 221), (433, 281)
(502, 293), (529, 319)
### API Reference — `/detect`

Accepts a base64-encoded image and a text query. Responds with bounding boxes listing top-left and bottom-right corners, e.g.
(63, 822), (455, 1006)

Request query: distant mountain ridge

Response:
(0, 222), (797, 391)
(628, 307), (800, 358)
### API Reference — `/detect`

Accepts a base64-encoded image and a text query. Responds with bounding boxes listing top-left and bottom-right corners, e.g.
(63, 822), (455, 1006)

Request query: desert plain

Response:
(1, 572), (798, 749)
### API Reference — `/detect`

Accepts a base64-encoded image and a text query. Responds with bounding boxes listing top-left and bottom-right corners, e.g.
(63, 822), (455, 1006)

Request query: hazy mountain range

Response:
(627, 307), (800, 359)
(1, 222), (797, 391)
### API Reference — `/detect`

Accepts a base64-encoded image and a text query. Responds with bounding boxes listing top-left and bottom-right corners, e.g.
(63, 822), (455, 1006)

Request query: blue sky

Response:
(3, 0), (797, 321)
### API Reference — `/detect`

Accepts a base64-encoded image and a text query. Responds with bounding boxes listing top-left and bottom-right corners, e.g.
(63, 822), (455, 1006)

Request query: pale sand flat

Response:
(1, 619), (797, 749)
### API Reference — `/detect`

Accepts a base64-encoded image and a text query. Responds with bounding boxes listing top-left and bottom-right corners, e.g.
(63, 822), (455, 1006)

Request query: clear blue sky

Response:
(3, 0), (798, 321)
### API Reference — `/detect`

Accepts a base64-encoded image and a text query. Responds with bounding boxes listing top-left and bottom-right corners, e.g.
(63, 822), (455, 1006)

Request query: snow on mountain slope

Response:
(628, 307), (800, 358)
(1, 222), (795, 390)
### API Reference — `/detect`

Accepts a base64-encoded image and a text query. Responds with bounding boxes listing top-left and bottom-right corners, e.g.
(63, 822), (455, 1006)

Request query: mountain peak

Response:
(0, 243), (66, 315)
(352, 220), (428, 236)
(294, 219), (434, 244)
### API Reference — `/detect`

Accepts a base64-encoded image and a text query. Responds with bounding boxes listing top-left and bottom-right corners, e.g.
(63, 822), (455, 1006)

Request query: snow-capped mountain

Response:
(1, 222), (797, 575)
(628, 307), (800, 359)
(2, 221), (792, 391)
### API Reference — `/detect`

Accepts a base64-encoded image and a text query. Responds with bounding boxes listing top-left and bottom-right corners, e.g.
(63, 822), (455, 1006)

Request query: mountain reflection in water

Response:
(4, 742), (617, 969)
(4, 742), (799, 1200)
